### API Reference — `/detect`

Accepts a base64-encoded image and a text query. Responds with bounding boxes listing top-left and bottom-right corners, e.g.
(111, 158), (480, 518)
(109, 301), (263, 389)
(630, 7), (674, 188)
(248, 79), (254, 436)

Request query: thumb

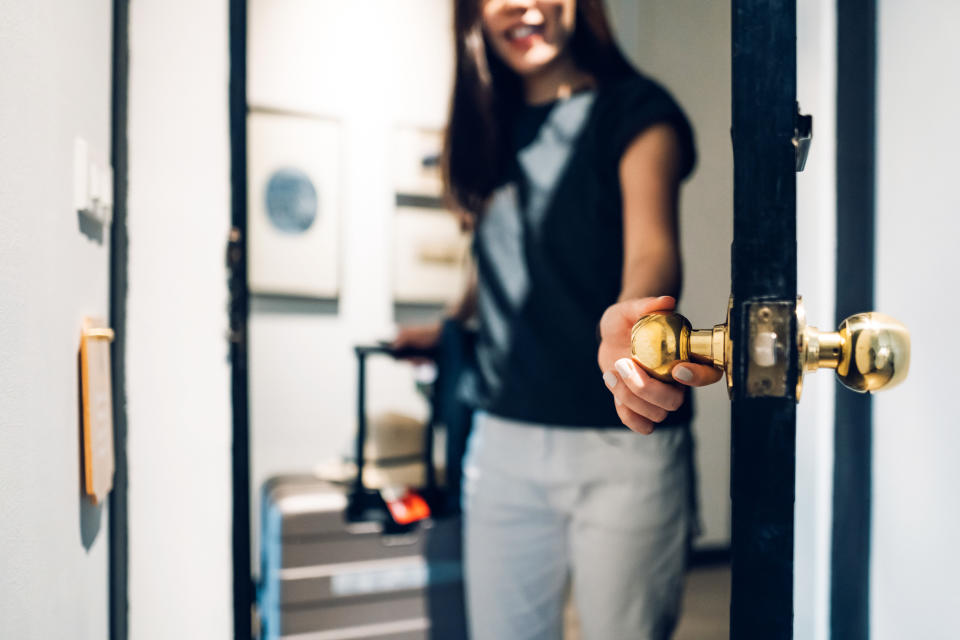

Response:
(671, 362), (724, 387)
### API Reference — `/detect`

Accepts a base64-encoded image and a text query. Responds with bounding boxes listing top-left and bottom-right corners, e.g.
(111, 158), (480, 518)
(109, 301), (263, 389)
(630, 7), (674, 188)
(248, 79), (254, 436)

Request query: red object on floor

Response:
(382, 488), (431, 525)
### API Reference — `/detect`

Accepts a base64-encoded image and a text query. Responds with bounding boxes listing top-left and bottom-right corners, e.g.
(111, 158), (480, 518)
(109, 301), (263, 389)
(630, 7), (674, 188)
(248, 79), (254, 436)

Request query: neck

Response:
(522, 53), (594, 105)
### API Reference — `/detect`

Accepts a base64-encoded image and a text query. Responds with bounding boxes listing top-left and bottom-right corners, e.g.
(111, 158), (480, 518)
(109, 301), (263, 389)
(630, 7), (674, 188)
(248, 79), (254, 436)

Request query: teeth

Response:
(510, 25), (536, 39)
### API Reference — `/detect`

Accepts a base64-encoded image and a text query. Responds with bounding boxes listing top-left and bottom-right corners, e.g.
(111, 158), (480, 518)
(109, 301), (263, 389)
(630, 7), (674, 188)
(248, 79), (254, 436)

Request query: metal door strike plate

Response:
(746, 302), (792, 398)
(794, 108), (813, 172)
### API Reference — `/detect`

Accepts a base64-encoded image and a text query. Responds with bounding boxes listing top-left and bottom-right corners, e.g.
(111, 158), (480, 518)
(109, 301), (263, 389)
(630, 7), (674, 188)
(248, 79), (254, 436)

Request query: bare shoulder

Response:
(619, 123), (683, 181)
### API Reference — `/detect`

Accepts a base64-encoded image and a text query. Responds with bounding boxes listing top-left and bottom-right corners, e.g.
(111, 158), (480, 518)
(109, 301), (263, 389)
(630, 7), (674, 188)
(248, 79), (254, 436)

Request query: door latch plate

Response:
(745, 301), (793, 398)
(794, 106), (813, 172)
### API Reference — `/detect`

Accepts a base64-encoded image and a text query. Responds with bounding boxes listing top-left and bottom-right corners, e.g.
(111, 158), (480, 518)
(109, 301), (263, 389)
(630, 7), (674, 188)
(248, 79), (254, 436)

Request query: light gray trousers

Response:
(462, 411), (692, 640)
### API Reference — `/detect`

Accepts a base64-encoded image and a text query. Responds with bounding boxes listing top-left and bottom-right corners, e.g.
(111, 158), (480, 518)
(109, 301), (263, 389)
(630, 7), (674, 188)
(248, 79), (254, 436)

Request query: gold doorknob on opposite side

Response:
(798, 310), (910, 393)
(629, 303), (910, 396)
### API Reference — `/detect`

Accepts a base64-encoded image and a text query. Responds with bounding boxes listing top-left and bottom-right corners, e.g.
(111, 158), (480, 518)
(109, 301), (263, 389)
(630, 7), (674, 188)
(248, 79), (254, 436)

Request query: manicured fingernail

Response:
(603, 371), (619, 389)
(615, 358), (635, 380)
(674, 366), (693, 383)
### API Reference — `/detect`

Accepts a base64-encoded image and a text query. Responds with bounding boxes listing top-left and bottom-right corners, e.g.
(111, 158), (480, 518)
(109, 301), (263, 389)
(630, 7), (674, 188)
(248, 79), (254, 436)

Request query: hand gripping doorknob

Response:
(629, 302), (910, 397)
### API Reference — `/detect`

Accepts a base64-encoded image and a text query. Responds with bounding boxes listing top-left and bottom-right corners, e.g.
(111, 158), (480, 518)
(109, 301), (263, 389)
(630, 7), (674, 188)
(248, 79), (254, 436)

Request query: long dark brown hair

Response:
(443, 0), (635, 220)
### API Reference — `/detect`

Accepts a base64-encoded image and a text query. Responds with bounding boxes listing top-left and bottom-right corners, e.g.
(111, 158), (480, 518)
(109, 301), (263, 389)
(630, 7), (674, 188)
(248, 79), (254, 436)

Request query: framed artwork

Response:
(391, 127), (470, 305)
(248, 111), (340, 298)
(392, 126), (444, 200)
(393, 206), (470, 305)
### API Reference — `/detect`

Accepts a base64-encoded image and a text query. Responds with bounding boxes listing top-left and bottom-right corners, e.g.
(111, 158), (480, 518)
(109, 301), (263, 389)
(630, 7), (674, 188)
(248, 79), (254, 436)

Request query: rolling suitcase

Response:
(258, 343), (468, 640)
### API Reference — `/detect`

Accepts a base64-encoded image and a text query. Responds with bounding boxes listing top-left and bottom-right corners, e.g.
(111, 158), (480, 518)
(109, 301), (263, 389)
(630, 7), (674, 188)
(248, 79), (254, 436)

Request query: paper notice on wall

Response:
(80, 318), (115, 505)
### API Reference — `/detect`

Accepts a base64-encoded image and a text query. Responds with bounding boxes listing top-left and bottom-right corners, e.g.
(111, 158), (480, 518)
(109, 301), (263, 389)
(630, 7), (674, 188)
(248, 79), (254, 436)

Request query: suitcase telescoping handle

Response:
(349, 344), (438, 525)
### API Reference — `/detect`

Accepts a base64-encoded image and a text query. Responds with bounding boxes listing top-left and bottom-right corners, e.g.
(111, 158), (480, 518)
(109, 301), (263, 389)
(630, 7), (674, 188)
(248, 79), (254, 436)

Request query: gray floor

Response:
(564, 564), (731, 640)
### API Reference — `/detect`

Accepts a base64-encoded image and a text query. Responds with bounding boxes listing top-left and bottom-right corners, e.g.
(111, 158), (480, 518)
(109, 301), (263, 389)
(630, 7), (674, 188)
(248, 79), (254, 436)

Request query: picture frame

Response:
(391, 127), (469, 305)
(247, 111), (341, 299)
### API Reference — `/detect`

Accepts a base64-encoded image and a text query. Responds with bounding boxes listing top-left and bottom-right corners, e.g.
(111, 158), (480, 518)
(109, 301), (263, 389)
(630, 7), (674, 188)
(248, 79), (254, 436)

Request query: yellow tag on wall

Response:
(80, 318), (115, 505)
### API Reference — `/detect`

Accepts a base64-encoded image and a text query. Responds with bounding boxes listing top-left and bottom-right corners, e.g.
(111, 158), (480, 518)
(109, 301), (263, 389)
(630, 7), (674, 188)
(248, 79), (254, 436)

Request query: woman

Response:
(396, 1), (721, 638)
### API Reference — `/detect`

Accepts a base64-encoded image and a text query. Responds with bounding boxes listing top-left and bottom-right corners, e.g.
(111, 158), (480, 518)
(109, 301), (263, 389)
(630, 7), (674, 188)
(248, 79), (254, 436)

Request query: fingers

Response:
(393, 324), (439, 349)
(615, 402), (656, 435)
(602, 357), (684, 434)
(602, 370), (669, 423)
(392, 326), (441, 363)
(618, 389), (669, 423)
(671, 363), (724, 387)
(599, 296), (676, 337)
(613, 295), (676, 325)
(610, 358), (684, 412)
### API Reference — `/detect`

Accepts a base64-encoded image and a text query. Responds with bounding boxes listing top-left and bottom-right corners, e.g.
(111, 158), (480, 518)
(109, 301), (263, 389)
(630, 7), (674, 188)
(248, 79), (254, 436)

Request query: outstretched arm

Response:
(598, 124), (721, 434)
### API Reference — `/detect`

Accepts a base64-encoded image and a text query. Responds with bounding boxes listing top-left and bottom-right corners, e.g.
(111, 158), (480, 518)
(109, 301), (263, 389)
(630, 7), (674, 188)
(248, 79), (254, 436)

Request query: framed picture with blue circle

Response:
(248, 111), (341, 298)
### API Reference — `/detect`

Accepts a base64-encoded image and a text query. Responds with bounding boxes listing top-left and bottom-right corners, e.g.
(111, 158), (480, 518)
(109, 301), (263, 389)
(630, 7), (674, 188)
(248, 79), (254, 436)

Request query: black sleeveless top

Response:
(465, 73), (697, 427)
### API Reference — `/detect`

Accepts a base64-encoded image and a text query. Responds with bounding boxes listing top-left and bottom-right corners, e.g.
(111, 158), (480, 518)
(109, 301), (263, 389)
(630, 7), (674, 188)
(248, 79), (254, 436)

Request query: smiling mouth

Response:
(506, 24), (545, 42)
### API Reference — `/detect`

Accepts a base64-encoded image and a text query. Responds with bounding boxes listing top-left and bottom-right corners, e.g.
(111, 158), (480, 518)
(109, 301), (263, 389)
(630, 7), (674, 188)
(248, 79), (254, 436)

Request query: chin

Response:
(500, 47), (562, 77)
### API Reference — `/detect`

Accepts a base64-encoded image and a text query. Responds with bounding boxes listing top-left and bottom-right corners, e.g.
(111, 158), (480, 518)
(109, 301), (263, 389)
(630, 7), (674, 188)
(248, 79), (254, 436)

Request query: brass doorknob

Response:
(797, 309), (910, 393)
(629, 302), (910, 396)
(630, 312), (730, 382)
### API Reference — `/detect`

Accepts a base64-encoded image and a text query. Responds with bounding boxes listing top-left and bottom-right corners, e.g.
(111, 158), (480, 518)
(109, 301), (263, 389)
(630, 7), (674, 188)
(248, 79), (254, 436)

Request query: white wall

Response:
(796, 1), (837, 638)
(608, 0), (733, 549)
(247, 0), (453, 559)
(873, 2), (960, 637)
(126, 1), (233, 637)
(0, 2), (113, 638)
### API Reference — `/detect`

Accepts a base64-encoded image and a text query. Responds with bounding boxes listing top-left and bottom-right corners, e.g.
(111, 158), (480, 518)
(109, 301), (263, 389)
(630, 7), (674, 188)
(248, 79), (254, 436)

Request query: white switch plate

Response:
(74, 137), (113, 225)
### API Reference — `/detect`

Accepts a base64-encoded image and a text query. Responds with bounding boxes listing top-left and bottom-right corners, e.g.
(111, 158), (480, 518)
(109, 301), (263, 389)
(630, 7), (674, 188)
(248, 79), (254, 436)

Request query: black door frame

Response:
(108, 0), (130, 638)
(228, 0), (253, 637)
(729, 1), (797, 637)
(831, 1), (877, 638)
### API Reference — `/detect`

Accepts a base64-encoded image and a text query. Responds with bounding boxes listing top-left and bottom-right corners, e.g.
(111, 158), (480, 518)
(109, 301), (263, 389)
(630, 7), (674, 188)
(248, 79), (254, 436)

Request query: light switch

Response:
(73, 137), (113, 225)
